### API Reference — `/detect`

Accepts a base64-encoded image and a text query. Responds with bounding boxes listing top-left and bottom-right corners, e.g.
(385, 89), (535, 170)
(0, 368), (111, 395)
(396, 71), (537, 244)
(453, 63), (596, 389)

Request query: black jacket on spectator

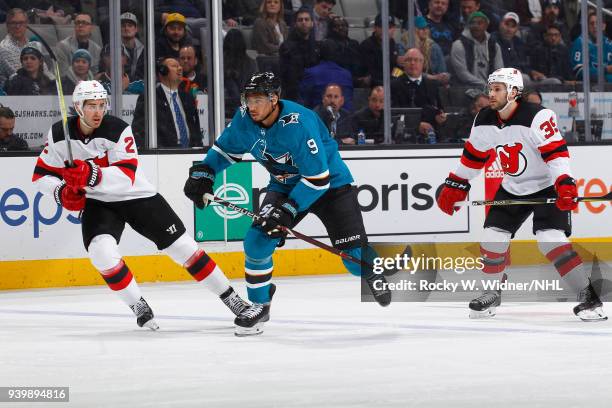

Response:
(0, 134), (28, 151)
(390, 74), (443, 126)
(279, 29), (320, 102)
(155, 35), (192, 60)
(359, 34), (399, 85)
(132, 84), (202, 149)
(325, 35), (366, 81)
(4, 69), (55, 95)
(313, 104), (355, 143)
(351, 107), (384, 144)
(530, 43), (573, 81)
(491, 32), (530, 74)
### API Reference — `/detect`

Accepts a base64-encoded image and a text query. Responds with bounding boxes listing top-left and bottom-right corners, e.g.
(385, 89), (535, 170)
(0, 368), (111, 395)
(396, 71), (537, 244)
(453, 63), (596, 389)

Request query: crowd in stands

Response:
(1, 1), (611, 150)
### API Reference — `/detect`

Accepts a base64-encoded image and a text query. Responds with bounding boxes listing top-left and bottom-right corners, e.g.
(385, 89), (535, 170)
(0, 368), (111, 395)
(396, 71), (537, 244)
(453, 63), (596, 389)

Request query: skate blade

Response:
(469, 307), (497, 319)
(234, 322), (264, 337)
(143, 319), (160, 331)
(576, 307), (608, 322)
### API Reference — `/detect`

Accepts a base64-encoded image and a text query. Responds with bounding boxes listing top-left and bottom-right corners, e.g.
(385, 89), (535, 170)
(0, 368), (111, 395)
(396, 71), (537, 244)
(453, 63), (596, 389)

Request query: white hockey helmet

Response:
(72, 80), (108, 117)
(487, 68), (524, 96)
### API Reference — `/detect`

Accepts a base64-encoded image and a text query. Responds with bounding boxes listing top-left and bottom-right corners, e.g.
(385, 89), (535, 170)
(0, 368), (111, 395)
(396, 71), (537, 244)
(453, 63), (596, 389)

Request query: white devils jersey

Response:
(454, 102), (572, 196)
(33, 115), (156, 202)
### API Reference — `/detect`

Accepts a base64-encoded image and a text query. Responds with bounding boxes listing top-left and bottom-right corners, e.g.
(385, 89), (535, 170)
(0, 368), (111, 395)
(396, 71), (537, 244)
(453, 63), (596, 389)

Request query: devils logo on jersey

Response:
(495, 143), (527, 177)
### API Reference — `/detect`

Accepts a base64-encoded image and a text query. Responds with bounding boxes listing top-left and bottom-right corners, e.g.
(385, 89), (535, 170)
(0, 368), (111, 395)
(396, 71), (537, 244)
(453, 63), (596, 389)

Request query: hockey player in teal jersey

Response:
(184, 72), (390, 336)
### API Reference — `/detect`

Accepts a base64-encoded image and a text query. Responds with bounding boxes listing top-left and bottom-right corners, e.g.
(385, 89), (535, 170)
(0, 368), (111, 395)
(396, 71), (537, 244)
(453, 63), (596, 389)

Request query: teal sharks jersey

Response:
(203, 99), (354, 211)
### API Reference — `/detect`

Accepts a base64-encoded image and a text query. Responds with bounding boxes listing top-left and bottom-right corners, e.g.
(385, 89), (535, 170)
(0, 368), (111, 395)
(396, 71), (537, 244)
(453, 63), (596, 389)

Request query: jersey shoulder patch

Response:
(473, 107), (497, 127)
(94, 116), (130, 143)
(512, 102), (545, 127)
(278, 112), (300, 127)
(51, 116), (78, 144)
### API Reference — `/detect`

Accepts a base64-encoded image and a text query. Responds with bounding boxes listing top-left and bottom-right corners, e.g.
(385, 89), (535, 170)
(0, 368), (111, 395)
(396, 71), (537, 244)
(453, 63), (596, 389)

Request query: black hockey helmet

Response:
(241, 72), (281, 103)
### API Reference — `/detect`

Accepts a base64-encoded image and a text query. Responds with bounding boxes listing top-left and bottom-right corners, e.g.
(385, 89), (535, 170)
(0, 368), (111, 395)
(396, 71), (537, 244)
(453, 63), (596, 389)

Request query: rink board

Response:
(1, 147), (611, 290)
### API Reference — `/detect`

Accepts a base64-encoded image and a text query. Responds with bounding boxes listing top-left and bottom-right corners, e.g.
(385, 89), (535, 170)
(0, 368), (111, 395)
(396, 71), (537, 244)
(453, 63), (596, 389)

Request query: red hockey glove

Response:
(63, 159), (102, 189)
(437, 173), (470, 215)
(554, 174), (578, 211)
(54, 182), (86, 211)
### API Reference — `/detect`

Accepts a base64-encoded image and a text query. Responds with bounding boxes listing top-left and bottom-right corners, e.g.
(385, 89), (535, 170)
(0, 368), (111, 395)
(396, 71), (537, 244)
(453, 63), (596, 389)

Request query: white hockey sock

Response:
(99, 261), (143, 308)
(184, 250), (230, 296)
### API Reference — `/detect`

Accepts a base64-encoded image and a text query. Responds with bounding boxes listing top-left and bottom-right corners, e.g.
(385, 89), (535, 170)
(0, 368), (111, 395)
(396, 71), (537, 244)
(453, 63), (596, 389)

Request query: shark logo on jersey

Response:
(496, 143), (527, 177)
(250, 138), (299, 183)
(279, 113), (300, 127)
(263, 151), (298, 182)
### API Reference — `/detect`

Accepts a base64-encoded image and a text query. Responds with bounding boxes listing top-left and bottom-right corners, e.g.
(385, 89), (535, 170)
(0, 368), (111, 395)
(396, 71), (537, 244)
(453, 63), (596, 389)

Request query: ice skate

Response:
(574, 281), (607, 322)
(235, 284), (276, 337)
(130, 297), (159, 330)
(364, 273), (392, 307)
(469, 290), (501, 319)
(220, 286), (250, 316)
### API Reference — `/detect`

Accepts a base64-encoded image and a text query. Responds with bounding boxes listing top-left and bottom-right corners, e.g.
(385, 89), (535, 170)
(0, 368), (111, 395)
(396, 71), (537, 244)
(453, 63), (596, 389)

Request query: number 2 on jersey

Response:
(125, 136), (136, 153)
(539, 116), (558, 139)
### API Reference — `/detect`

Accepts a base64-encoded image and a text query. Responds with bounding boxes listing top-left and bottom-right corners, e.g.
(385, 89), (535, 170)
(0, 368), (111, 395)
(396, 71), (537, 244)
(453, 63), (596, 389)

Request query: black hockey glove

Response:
(184, 163), (215, 209)
(261, 198), (299, 238)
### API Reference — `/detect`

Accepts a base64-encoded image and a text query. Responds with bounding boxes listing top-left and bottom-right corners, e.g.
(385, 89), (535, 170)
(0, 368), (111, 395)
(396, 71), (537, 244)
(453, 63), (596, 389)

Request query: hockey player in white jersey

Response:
(32, 80), (249, 330)
(436, 68), (606, 322)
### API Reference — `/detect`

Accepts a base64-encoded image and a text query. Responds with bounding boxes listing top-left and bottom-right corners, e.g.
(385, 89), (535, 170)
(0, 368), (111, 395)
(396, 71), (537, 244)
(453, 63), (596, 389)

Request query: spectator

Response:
(313, 83), (355, 144)
(0, 9), (31, 86)
(252, 0), (289, 56)
(4, 43), (55, 95)
(325, 16), (366, 85)
(180, 44), (207, 95)
(525, 90), (543, 105)
(458, 0), (499, 33)
(155, 13), (191, 60)
(300, 40), (353, 110)
(450, 11), (503, 87)
(121, 12), (145, 81)
(0, 106), (27, 151)
(528, 0), (570, 47)
(570, 11), (612, 83)
(279, 7), (319, 102)
(439, 92), (488, 142)
(95, 44), (143, 95)
(514, 0), (542, 25)
(224, 29), (258, 117)
(359, 14), (400, 86)
(61, 49), (94, 95)
(425, 0), (460, 55)
(491, 12), (531, 85)
(132, 57), (202, 149)
(391, 48), (447, 137)
(312, 0), (336, 41)
(530, 24), (573, 85)
(351, 85), (385, 144)
(407, 15), (449, 85)
(56, 12), (102, 74)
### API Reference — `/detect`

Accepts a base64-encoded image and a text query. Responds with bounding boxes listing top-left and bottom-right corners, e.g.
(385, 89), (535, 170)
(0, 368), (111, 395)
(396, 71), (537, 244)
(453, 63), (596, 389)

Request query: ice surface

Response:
(0, 275), (611, 408)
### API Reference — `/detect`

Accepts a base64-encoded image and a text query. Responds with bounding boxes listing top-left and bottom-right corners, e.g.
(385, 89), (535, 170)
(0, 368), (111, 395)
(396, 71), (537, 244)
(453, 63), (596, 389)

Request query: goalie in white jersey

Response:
(436, 68), (606, 321)
(32, 80), (249, 330)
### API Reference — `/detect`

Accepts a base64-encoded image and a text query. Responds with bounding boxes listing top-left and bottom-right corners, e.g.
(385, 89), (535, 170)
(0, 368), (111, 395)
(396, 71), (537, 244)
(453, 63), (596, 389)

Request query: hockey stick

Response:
(456, 191), (612, 207)
(27, 16), (73, 165)
(204, 193), (371, 268)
